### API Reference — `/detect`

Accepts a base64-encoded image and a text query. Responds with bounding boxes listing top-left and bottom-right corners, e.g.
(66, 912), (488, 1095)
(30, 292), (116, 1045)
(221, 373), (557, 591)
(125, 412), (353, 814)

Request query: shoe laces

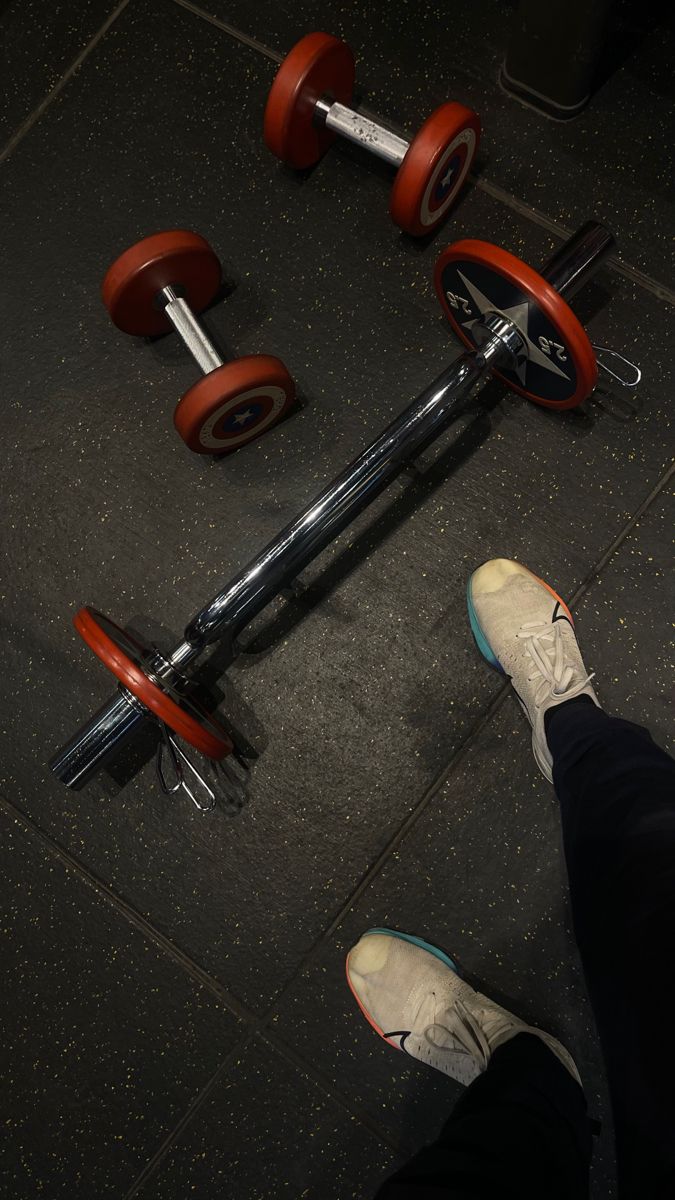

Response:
(516, 621), (594, 709)
(422, 999), (491, 1068)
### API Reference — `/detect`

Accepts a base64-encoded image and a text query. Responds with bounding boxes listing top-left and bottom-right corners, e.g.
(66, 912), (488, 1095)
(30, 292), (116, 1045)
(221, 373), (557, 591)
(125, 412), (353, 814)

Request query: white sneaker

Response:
(467, 558), (599, 782)
(346, 928), (580, 1086)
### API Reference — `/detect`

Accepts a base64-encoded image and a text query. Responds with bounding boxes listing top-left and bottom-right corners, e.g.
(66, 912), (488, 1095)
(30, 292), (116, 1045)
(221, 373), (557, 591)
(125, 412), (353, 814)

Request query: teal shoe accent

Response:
(364, 928), (459, 974)
(466, 576), (505, 674)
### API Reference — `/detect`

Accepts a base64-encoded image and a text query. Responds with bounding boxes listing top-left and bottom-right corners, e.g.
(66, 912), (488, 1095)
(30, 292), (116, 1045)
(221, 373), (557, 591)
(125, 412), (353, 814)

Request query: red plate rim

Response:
(390, 102), (480, 236)
(434, 239), (597, 409)
(101, 230), (221, 336)
(74, 606), (233, 759)
(264, 31), (355, 168)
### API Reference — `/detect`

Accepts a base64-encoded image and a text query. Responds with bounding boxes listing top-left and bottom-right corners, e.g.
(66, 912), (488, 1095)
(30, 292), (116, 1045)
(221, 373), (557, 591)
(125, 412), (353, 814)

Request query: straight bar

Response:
(540, 221), (615, 300)
(174, 325), (519, 661)
(50, 321), (519, 788)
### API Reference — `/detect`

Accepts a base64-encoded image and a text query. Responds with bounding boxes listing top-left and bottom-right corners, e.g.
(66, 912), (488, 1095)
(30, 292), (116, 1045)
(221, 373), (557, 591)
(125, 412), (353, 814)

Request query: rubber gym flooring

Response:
(1, 1), (673, 1196)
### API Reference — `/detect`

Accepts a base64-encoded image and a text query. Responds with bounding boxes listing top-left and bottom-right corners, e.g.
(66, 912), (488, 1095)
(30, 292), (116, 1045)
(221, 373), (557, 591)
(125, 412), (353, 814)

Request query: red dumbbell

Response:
(264, 32), (480, 237)
(102, 230), (295, 454)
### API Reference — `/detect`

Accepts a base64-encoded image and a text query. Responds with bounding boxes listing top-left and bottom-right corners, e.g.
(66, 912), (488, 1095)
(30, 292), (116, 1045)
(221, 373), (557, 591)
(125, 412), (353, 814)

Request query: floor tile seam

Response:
(473, 178), (675, 305)
(563, 458), (675, 614)
(258, 458), (674, 1024)
(122, 1027), (257, 1199)
(167, 0), (675, 307)
(255, 1027), (412, 1156)
(0, 791), (256, 1025)
(0, 0), (133, 166)
(171, 0), (282, 60)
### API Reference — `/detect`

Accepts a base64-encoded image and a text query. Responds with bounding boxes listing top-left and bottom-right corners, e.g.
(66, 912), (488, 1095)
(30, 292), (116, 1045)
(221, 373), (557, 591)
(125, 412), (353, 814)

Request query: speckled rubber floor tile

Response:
(200, 0), (675, 281)
(132, 1036), (397, 1199)
(0, 0), (121, 148)
(0, 807), (241, 1199)
(0, 0), (672, 1014)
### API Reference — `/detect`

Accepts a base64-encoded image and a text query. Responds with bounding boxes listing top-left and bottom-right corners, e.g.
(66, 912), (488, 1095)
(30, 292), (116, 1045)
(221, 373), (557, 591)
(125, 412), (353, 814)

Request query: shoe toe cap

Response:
(347, 933), (392, 981)
(470, 558), (531, 597)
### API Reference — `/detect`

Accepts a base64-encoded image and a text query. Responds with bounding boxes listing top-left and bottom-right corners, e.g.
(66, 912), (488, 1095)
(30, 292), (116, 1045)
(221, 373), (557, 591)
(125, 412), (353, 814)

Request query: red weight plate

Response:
(74, 607), (233, 759)
(434, 239), (597, 409)
(174, 356), (295, 454)
(390, 103), (479, 237)
(101, 230), (222, 336)
(264, 31), (355, 168)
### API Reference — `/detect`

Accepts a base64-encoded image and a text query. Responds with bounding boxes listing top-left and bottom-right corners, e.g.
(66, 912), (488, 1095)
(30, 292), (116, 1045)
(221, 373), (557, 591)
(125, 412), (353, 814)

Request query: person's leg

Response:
(346, 929), (592, 1200)
(547, 699), (675, 1197)
(377, 1034), (590, 1199)
(468, 558), (675, 1198)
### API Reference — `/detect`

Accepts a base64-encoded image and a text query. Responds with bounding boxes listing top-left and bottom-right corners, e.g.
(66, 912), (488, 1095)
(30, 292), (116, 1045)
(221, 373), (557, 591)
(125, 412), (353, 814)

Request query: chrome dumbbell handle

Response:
(159, 285), (224, 375)
(314, 98), (409, 168)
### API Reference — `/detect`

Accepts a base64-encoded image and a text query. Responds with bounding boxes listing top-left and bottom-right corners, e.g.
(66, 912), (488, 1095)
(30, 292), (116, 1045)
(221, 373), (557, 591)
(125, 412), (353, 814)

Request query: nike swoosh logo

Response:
(384, 1030), (412, 1052)
(552, 601), (574, 629)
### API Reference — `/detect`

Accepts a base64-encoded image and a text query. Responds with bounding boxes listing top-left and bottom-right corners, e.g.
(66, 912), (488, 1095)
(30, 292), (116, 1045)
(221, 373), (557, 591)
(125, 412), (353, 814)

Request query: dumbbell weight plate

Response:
(174, 356), (295, 453)
(264, 32), (356, 169)
(390, 103), (480, 237)
(434, 240), (597, 408)
(73, 607), (233, 758)
(101, 230), (222, 336)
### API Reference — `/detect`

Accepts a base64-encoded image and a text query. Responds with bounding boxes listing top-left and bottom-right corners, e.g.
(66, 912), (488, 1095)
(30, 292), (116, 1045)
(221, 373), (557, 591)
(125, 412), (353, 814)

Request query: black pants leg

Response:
(548, 702), (675, 1198)
(376, 1032), (592, 1199)
(376, 704), (675, 1199)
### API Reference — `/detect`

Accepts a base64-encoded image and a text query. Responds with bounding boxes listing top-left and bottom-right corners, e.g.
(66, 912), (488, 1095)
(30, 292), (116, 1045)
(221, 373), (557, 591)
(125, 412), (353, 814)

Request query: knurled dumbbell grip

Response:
(160, 285), (223, 375)
(314, 98), (409, 167)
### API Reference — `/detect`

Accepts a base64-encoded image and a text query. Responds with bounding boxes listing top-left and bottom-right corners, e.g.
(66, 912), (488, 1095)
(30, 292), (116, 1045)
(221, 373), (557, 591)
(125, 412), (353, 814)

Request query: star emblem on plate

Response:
(456, 269), (570, 386)
(232, 408), (255, 427)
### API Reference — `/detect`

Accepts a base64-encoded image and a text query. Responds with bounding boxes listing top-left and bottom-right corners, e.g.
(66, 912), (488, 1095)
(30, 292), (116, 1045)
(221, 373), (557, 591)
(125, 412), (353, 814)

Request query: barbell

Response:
(51, 221), (628, 808)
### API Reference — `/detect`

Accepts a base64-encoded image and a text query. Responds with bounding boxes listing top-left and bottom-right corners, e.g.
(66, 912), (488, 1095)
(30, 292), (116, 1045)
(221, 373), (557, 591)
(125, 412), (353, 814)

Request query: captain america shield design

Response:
(434, 242), (597, 408)
(419, 128), (475, 228)
(197, 386), (289, 450)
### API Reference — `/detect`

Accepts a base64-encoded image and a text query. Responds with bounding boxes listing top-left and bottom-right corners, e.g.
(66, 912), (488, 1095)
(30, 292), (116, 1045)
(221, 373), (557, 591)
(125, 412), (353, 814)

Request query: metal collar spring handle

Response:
(156, 723), (249, 814)
(591, 345), (642, 388)
(156, 723), (217, 812)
